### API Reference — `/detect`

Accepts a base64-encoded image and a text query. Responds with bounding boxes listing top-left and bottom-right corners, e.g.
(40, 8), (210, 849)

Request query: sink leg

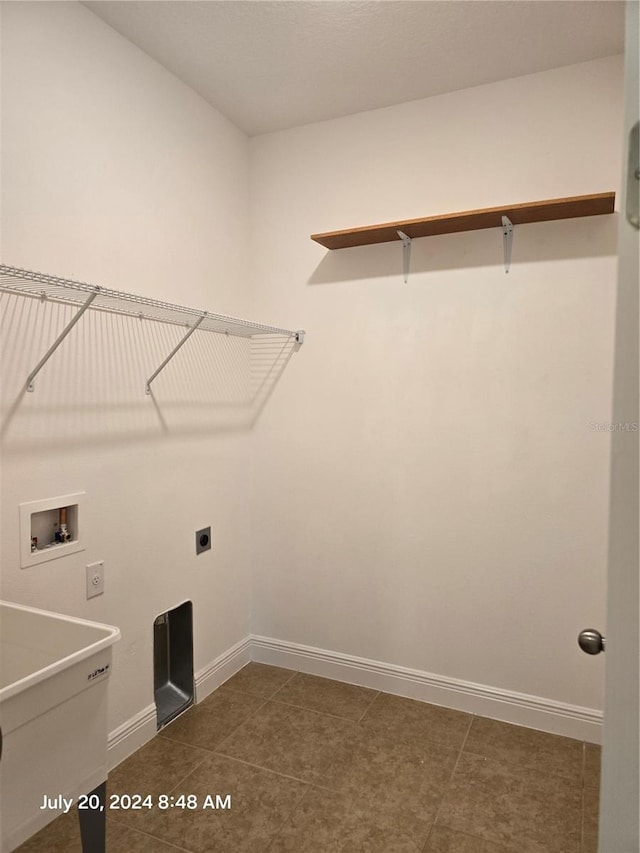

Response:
(79, 781), (106, 853)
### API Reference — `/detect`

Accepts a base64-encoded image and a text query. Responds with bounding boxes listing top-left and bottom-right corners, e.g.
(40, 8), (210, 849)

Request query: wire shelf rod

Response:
(0, 263), (304, 396)
(0, 264), (299, 339)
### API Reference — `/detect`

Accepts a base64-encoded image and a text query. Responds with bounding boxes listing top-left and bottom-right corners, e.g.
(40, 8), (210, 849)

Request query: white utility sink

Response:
(0, 600), (120, 852)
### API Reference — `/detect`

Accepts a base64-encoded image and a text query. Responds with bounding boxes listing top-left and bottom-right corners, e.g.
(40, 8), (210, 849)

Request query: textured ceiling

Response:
(84, 1), (625, 136)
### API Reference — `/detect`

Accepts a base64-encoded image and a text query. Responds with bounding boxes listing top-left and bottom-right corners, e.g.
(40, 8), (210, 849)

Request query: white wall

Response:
(0, 1), (624, 746)
(0, 2), (255, 740)
(249, 56), (623, 715)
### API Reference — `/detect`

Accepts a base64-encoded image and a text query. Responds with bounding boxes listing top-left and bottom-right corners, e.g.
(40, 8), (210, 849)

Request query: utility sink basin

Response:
(0, 600), (120, 852)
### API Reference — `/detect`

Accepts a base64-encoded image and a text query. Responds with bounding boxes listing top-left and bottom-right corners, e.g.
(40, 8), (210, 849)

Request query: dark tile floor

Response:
(17, 663), (601, 852)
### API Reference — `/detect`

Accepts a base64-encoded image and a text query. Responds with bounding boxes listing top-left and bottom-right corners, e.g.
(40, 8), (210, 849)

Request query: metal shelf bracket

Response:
(502, 216), (514, 273)
(397, 230), (412, 283)
(145, 313), (207, 395)
(26, 290), (98, 392)
(295, 330), (305, 347)
(626, 121), (639, 230)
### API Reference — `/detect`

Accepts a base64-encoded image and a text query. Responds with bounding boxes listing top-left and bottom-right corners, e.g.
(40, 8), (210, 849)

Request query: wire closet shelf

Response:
(0, 264), (304, 393)
(0, 264), (302, 337)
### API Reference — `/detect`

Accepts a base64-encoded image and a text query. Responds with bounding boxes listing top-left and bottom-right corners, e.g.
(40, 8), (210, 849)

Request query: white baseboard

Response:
(195, 635), (252, 703)
(250, 634), (603, 744)
(107, 635), (251, 770)
(108, 703), (157, 771)
(107, 632), (602, 766)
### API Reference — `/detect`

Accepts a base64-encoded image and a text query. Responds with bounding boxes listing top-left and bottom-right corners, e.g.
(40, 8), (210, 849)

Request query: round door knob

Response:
(578, 628), (605, 655)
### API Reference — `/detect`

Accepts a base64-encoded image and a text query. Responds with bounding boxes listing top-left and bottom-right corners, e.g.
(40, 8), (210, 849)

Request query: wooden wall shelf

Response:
(310, 192), (616, 250)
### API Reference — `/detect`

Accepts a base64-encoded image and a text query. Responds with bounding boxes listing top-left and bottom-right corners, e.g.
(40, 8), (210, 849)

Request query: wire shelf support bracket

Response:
(25, 289), (98, 392)
(145, 313), (207, 395)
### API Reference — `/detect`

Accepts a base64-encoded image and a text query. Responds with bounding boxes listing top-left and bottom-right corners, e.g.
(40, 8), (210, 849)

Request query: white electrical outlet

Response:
(86, 560), (104, 599)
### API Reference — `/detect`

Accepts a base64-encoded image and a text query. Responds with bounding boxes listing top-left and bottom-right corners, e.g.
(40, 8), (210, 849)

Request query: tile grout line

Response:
(266, 667), (299, 700)
(425, 720), (589, 853)
(313, 700), (477, 800)
(107, 815), (196, 853)
(156, 732), (222, 762)
(424, 713), (475, 844)
(308, 698), (379, 785)
(158, 669), (371, 796)
(257, 669), (382, 724)
(209, 747), (336, 849)
(109, 740), (311, 851)
(241, 695), (365, 727)
(423, 824), (510, 853)
(205, 683), (281, 703)
(109, 744), (212, 803)
(154, 685), (286, 793)
(264, 778), (318, 851)
(266, 695), (377, 724)
(460, 748), (585, 784)
(158, 704), (278, 783)
(204, 694), (273, 752)
(221, 663), (299, 703)
(355, 689), (381, 723)
(260, 667), (380, 723)
(114, 721), (316, 846)
(106, 760), (210, 840)
(211, 747), (316, 787)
